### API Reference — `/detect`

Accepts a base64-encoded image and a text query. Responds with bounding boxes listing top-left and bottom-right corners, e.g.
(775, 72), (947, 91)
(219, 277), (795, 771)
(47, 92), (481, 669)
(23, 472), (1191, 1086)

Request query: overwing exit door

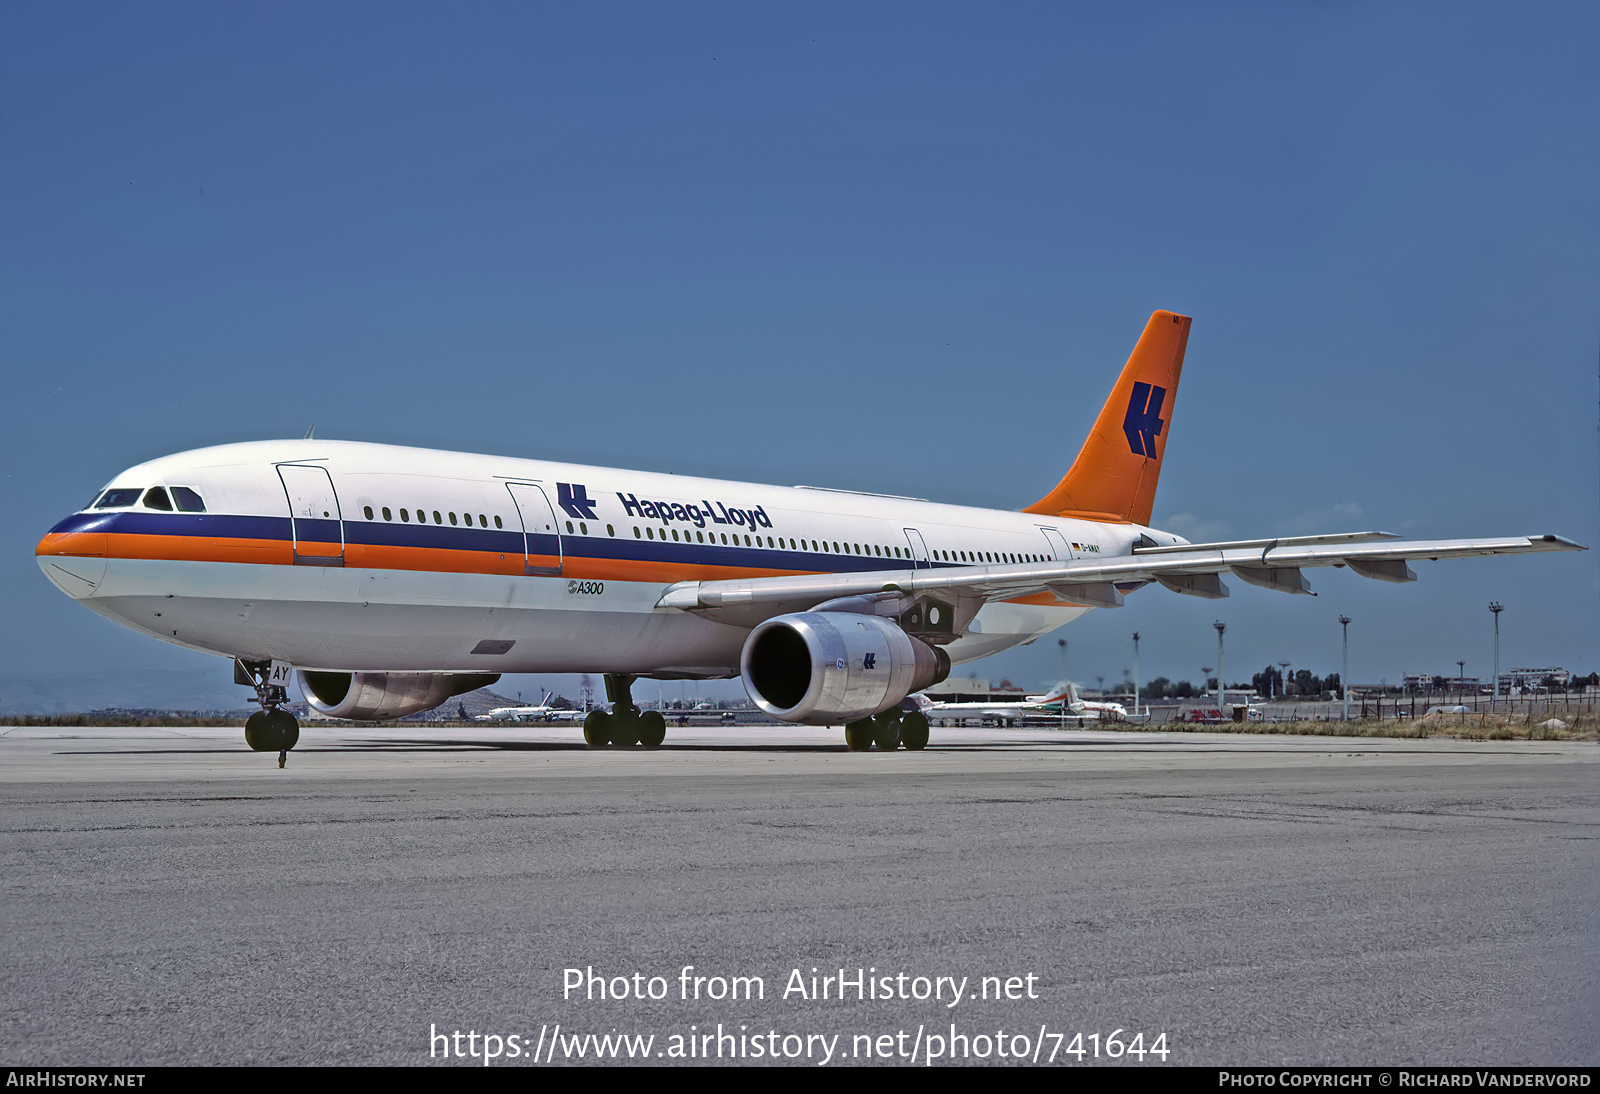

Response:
(902, 528), (931, 568)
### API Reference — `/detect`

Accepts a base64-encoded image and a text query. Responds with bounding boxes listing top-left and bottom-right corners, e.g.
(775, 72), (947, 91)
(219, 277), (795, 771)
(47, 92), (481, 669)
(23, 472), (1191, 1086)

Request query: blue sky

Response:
(3, 2), (1595, 708)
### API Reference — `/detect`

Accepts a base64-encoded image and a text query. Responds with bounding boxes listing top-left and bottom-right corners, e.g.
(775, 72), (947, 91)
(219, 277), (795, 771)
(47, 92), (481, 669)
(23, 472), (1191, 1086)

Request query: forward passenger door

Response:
(505, 483), (562, 575)
(278, 464), (344, 566)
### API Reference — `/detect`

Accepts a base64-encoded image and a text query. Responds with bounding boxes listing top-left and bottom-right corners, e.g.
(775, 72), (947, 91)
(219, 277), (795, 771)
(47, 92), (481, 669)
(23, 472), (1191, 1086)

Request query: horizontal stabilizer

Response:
(1232, 566), (1315, 595)
(1346, 558), (1417, 583)
(1157, 573), (1230, 599)
(1046, 581), (1125, 609)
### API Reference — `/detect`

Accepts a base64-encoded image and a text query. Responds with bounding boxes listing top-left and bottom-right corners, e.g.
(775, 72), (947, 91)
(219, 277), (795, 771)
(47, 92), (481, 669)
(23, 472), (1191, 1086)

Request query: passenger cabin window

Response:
(401, 509), (410, 522)
(494, 516), (502, 528)
(382, 507), (393, 521)
(449, 512), (458, 525)
(142, 487), (173, 511)
(171, 487), (206, 512)
(364, 505), (374, 520)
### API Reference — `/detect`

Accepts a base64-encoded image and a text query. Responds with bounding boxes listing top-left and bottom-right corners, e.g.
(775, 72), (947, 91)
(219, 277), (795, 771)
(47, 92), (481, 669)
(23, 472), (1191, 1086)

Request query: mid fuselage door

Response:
(505, 483), (562, 575)
(1037, 525), (1075, 561)
(278, 464), (344, 566)
(902, 528), (931, 569)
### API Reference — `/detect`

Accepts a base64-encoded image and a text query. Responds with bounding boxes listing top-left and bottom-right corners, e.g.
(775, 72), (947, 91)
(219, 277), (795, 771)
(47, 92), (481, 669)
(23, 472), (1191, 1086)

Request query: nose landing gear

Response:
(236, 659), (301, 765)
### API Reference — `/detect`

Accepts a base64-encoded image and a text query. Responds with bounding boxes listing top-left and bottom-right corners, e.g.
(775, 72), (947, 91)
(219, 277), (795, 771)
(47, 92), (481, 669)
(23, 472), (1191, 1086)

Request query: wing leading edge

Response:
(656, 533), (1585, 624)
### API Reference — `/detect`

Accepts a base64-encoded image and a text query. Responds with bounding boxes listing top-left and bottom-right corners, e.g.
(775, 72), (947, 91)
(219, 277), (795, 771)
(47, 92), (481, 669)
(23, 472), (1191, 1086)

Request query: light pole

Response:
(1132, 632), (1141, 717)
(1489, 602), (1503, 705)
(1213, 621), (1227, 715)
(1058, 639), (1068, 731)
(1279, 661), (1291, 700)
(1457, 660), (1466, 703)
(1338, 615), (1351, 722)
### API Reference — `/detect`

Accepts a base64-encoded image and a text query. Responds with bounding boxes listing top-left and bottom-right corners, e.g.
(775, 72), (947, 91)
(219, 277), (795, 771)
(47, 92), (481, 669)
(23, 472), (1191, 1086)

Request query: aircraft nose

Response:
(37, 514), (110, 598)
(38, 512), (109, 559)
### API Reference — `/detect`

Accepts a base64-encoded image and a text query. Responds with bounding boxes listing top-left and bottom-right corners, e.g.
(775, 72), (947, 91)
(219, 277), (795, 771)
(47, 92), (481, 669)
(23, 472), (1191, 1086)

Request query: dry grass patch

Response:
(1114, 712), (1597, 741)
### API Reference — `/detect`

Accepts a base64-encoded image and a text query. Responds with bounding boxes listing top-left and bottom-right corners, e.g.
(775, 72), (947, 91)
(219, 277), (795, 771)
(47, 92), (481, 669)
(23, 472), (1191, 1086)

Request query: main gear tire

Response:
(871, 712), (902, 751)
(899, 711), (930, 751)
(583, 710), (612, 747)
(609, 714), (640, 747)
(637, 709), (666, 747)
(844, 719), (874, 752)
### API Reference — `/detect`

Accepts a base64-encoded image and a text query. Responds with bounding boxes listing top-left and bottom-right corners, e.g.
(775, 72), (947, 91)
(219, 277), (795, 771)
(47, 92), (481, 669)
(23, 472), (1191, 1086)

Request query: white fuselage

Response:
(38, 440), (1178, 679)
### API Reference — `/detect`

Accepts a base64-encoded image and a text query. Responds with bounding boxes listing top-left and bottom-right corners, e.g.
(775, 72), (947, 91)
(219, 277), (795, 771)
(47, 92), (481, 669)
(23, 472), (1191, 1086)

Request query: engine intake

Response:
(741, 612), (950, 724)
(300, 671), (500, 721)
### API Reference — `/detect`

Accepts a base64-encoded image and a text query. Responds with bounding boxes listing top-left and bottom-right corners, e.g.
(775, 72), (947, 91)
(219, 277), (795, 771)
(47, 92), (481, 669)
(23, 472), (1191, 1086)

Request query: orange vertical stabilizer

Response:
(1023, 310), (1191, 526)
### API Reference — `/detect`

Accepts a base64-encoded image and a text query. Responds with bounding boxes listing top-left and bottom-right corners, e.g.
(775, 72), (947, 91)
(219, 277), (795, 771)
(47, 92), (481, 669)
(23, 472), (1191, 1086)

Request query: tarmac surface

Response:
(2, 722), (1596, 1067)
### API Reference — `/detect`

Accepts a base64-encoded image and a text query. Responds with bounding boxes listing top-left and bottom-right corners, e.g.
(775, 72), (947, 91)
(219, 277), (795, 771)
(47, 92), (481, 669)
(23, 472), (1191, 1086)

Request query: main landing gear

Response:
(582, 674), (667, 748)
(843, 708), (930, 752)
(236, 659), (300, 766)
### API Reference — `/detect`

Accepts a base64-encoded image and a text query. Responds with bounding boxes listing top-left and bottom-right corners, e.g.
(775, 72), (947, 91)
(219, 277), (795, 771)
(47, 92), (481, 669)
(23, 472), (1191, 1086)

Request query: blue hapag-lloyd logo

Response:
(863, 653), (877, 670)
(615, 492), (772, 531)
(1122, 382), (1167, 458)
(557, 482), (599, 520)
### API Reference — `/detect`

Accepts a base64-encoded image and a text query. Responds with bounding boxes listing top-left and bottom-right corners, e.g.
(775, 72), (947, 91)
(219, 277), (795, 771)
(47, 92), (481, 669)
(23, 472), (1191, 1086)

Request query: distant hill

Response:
(393, 688), (522, 721)
(0, 670), (523, 719)
(0, 668), (246, 714)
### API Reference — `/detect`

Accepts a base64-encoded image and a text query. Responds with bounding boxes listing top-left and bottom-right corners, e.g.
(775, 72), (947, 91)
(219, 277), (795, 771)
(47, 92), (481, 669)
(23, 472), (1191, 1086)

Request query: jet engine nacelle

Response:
(740, 612), (950, 724)
(300, 671), (500, 721)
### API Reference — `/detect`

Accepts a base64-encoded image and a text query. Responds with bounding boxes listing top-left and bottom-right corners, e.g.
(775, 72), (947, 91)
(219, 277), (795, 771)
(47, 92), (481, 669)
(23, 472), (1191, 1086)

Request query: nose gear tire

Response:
(244, 709), (299, 752)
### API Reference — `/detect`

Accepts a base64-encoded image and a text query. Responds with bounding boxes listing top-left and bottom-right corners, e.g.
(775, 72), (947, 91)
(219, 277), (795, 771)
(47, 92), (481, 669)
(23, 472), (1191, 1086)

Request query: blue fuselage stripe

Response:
(49, 511), (962, 574)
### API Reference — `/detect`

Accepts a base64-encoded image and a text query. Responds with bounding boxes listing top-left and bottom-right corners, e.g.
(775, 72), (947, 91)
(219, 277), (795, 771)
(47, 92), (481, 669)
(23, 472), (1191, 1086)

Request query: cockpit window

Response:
(170, 487), (206, 512)
(142, 487), (173, 511)
(94, 488), (143, 509)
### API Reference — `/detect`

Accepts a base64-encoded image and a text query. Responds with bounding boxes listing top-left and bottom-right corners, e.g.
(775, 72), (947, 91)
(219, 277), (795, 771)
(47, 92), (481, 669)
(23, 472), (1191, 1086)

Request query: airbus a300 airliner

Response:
(36, 312), (1583, 763)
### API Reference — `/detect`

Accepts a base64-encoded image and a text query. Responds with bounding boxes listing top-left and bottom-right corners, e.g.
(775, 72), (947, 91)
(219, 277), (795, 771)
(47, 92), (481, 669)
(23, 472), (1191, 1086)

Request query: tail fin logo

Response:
(1122, 382), (1167, 458)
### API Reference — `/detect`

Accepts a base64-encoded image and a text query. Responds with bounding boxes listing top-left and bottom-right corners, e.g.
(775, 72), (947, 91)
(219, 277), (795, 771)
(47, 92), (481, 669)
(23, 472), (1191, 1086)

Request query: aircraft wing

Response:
(656, 532), (1584, 627)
